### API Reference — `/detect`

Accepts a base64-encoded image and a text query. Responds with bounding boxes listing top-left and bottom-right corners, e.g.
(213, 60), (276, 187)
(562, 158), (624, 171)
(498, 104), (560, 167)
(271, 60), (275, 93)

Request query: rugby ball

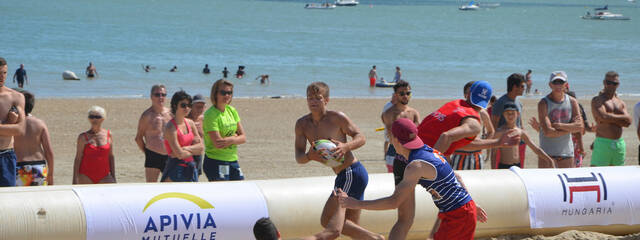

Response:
(313, 139), (345, 167)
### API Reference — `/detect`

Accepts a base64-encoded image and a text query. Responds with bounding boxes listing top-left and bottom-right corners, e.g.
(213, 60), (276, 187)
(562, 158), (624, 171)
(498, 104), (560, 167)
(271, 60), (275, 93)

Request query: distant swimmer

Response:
(203, 64), (210, 74)
(143, 65), (155, 73)
(368, 65), (377, 87)
(393, 66), (402, 83)
(236, 66), (245, 79)
(170, 66), (178, 72)
(256, 74), (270, 85)
(13, 64), (28, 88)
(86, 62), (98, 78)
(222, 67), (229, 79)
(525, 69), (533, 95)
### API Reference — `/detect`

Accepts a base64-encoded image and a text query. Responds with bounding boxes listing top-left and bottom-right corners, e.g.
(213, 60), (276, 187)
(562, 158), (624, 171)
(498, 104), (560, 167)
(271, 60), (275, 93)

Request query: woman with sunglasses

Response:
(161, 90), (203, 182)
(73, 106), (116, 184)
(202, 79), (246, 181)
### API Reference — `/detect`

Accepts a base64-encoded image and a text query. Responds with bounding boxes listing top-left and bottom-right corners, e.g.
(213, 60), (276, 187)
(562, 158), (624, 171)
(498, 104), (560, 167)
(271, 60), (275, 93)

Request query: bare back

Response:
(296, 111), (359, 174)
(140, 107), (171, 154)
(382, 105), (420, 138)
(14, 116), (46, 161)
(592, 94), (628, 139)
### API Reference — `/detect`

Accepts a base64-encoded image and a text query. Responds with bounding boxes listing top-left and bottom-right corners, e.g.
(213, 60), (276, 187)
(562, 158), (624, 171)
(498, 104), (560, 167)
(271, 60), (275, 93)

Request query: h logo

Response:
(558, 172), (608, 204)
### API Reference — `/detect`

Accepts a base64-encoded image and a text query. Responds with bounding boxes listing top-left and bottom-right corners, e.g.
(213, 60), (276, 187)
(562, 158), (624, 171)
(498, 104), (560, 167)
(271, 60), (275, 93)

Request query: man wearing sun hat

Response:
(536, 71), (583, 168)
(337, 118), (487, 240)
(417, 81), (520, 158)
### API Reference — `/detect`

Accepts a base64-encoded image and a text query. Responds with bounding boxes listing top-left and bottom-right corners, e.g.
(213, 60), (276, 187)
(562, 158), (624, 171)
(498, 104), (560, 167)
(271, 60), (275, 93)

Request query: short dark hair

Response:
(507, 73), (525, 92)
(170, 90), (192, 115)
(605, 71), (618, 79)
(0, 57), (6, 66)
(23, 91), (34, 114)
(253, 217), (279, 240)
(393, 80), (410, 92)
(463, 81), (475, 95)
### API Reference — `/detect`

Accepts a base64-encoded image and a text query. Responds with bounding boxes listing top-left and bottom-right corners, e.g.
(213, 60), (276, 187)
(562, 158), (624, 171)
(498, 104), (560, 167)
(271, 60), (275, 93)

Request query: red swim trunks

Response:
(434, 200), (477, 240)
(369, 77), (376, 86)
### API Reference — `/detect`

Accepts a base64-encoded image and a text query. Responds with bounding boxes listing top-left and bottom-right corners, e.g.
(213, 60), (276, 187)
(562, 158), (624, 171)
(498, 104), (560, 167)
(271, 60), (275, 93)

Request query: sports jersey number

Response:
(431, 111), (446, 122)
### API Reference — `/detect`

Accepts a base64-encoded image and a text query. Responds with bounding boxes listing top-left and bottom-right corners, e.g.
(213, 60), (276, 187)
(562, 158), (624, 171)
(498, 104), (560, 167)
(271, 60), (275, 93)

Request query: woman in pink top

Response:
(162, 91), (203, 182)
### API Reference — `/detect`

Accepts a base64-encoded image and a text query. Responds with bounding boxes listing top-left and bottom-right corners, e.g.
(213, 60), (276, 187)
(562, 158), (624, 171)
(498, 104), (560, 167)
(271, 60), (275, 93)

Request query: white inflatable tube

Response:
(1, 167), (639, 240)
(62, 70), (80, 80)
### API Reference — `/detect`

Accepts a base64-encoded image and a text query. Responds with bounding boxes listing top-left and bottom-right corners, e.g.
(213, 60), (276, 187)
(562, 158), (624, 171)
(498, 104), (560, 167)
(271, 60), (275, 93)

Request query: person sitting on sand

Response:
(13, 90), (54, 186)
(161, 91), (203, 182)
(73, 106), (116, 184)
(86, 62), (98, 78)
(203, 64), (210, 74)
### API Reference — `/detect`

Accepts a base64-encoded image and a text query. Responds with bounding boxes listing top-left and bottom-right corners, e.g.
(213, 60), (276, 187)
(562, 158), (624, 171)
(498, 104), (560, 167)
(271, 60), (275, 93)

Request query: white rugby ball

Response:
(313, 139), (344, 167)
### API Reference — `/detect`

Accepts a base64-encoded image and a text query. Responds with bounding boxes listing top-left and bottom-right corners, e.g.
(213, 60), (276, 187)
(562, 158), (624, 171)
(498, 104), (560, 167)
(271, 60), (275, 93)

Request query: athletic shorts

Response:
(193, 155), (203, 177)
(0, 149), (17, 187)
(591, 137), (625, 166)
(16, 160), (48, 186)
(334, 161), (368, 200)
(434, 200), (477, 240)
(393, 155), (409, 186)
(385, 145), (397, 173)
(369, 77), (376, 86)
(449, 150), (483, 170)
(203, 156), (244, 181)
(498, 162), (520, 169)
(144, 148), (168, 170)
(161, 158), (197, 182)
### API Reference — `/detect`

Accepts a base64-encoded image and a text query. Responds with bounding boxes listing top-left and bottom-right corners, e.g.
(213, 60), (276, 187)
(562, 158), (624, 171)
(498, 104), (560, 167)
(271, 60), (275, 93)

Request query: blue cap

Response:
(469, 81), (492, 109)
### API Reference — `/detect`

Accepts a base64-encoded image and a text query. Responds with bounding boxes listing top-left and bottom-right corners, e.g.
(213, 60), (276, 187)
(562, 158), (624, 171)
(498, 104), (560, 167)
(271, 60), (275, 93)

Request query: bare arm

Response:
(591, 97), (631, 127)
(213, 122), (246, 149)
(134, 114), (147, 152)
(522, 131), (556, 168)
(339, 161), (428, 210)
(553, 98), (584, 133)
(164, 123), (193, 160)
(108, 133), (116, 182)
(72, 134), (85, 184)
(433, 117), (482, 153)
(538, 99), (568, 137)
(41, 124), (54, 185)
(0, 92), (26, 136)
(479, 109), (494, 138)
(331, 112), (366, 160)
(294, 119), (311, 164)
(183, 119), (204, 155)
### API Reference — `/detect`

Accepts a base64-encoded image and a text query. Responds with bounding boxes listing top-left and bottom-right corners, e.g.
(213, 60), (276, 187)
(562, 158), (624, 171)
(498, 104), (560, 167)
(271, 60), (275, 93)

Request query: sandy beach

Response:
(31, 96), (640, 239)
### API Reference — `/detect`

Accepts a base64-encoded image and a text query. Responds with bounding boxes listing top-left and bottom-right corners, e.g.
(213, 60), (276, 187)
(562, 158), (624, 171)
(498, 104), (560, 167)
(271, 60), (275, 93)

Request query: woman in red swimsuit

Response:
(72, 106), (116, 184)
(162, 91), (203, 182)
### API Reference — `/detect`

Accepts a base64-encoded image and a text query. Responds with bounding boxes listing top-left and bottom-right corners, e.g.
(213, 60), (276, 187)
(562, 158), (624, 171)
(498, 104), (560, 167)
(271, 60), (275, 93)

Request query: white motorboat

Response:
(582, 5), (630, 20)
(305, 3), (336, 9)
(459, 1), (480, 10)
(335, 0), (358, 6)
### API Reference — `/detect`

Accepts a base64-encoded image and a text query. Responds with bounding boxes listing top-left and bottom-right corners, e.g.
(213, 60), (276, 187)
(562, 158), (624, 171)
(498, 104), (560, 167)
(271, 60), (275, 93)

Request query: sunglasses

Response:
(605, 80), (619, 86)
(153, 93), (167, 97)
(551, 80), (565, 85)
(219, 90), (233, 96)
(180, 103), (192, 108)
(397, 91), (412, 97)
(88, 115), (103, 119)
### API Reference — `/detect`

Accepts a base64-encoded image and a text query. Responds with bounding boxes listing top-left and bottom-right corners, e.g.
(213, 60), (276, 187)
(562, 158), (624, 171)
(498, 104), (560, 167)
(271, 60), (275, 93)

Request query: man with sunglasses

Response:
(536, 71), (583, 168)
(135, 84), (172, 182)
(381, 80), (420, 175)
(590, 71), (631, 166)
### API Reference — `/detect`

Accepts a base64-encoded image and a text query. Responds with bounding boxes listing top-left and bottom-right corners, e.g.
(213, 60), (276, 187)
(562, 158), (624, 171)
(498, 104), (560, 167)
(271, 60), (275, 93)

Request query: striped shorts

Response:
(449, 150), (483, 170)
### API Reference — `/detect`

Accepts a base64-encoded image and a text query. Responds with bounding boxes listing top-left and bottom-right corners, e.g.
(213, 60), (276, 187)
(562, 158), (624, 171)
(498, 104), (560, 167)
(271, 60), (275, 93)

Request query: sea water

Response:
(1, 0), (638, 98)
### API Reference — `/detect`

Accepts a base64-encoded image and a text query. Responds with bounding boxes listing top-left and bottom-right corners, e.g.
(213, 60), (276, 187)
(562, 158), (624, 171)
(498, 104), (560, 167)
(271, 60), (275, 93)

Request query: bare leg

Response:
(99, 174), (116, 183)
(388, 190), (415, 240)
(320, 195), (384, 240)
(556, 157), (575, 168)
(76, 174), (94, 184)
(145, 168), (161, 182)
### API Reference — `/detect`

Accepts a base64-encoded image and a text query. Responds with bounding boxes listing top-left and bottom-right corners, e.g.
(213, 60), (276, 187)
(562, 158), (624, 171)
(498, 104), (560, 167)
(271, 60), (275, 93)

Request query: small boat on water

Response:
(305, 2), (336, 9)
(335, 0), (358, 6)
(459, 1), (480, 10)
(375, 81), (396, 88)
(582, 5), (630, 20)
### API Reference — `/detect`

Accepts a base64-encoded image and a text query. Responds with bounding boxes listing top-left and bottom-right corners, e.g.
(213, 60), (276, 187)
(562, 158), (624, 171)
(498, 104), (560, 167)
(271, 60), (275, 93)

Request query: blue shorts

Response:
(0, 149), (17, 187)
(161, 158), (198, 182)
(203, 156), (244, 181)
(334, 161), (368, 200)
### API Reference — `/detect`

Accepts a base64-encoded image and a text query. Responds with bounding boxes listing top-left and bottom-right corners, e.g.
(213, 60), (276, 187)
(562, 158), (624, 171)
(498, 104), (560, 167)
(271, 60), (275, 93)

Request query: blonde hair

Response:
(306, 82), (330, 98)
(210, 79), (234, 105)
(88, 106), (106, 118)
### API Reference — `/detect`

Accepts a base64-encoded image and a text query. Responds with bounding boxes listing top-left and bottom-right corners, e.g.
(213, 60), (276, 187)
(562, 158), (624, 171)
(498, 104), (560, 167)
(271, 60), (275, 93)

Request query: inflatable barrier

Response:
(1, 166), (639, 240)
